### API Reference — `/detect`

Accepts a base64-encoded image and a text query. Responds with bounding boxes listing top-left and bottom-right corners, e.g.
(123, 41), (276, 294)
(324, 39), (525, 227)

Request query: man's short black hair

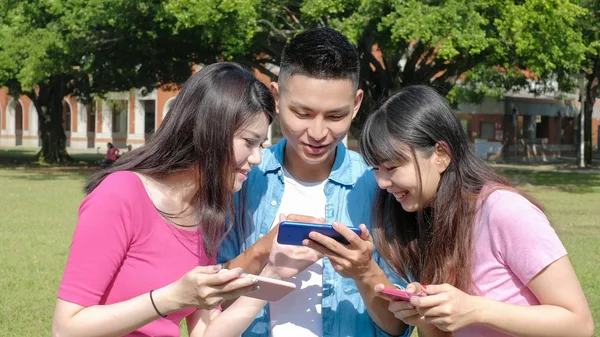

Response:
(278, 27), (360, 90)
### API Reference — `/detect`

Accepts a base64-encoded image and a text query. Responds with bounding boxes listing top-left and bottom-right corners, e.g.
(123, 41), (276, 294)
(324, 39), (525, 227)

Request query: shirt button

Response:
(259, 233), (264, 238)
(277, 170), (282, 176)
(271, 200), (277, 206)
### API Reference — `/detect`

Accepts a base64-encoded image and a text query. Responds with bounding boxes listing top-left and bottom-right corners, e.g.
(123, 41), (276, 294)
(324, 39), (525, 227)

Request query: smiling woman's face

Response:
(231, 114), (269, 192)
(373, 145), (450, 212)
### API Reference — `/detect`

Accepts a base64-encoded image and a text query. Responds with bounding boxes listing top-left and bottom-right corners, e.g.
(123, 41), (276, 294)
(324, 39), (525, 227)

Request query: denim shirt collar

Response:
(262, 138), (356, 186)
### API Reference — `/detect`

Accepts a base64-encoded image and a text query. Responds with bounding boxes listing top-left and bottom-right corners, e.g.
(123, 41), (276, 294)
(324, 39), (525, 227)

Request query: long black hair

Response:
(359, 85), (534, 293)
(85, 62), (275, 258)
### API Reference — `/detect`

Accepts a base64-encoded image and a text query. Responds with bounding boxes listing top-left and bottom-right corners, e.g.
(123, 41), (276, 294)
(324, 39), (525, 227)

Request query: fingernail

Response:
(237, 268), (244, 275)
(212, 265), (222, 270)
(332, 222), (338, 228)
(252, 285), (260, 291)
(422, 285), (428, 289)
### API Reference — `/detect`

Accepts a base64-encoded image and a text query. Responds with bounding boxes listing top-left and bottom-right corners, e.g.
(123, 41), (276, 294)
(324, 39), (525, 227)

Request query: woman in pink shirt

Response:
(105, 142), (119, 161)
(52, 62), (291, 337)
(100, 142), (120, 169)
(359, 86), (594, 337)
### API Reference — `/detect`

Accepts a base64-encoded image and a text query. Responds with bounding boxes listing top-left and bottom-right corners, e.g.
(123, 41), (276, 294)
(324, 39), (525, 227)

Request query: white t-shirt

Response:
(269, 169), (327, 337)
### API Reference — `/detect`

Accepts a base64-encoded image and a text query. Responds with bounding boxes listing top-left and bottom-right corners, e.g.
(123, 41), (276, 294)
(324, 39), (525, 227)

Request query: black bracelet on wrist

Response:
(149, 290), (168, 318)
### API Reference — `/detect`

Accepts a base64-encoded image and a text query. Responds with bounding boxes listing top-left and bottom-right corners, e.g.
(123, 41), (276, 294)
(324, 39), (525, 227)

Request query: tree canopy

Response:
(0, 0), (594, 163)
(167, 0), (588, 133)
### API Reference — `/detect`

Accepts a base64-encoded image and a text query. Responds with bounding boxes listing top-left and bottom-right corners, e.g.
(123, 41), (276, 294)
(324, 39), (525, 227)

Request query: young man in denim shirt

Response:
(218, 28), (411, 337)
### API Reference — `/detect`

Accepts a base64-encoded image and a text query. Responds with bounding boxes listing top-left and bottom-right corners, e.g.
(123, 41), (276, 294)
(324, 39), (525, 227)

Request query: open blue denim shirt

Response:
(217, 139), (413, 337)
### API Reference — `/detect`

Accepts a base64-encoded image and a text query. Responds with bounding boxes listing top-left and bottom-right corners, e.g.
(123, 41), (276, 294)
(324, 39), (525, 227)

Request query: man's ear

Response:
(271, 82), (281, 115)
(352, 88), (364, 120)
(433, 142), (452, 174)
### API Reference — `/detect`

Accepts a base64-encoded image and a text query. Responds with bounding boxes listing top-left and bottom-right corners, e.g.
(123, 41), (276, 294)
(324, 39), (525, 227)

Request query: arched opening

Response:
(143, 100), (156, 141)
(62, 100), (72, 147)
(15, 101), (23, 146)
(29, 103), (41, 147)
(110, 100), (128, 148)
(87, 102), (96, 148)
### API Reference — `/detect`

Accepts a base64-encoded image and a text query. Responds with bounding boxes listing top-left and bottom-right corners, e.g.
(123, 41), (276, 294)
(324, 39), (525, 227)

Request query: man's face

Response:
(272, 74), (363, 166)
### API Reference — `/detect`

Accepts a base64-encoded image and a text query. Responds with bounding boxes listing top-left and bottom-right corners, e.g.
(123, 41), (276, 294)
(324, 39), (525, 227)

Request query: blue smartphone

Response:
(276, 221), (362, 246)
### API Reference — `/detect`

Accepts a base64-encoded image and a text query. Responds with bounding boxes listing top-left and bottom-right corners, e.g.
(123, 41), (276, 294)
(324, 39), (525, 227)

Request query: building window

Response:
(536, 115), (549, 139)
(87, 103), (96, 133)
(110, 100), (128, 133)
(480, 121), (495, 139)
(144, 100), (156, 137)
(15, 101), (23, 131)
(62, 101), (71, 132)
(460, 119), (468, 133)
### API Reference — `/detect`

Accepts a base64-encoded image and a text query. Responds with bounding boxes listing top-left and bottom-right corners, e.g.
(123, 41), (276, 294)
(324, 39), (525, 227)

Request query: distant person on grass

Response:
(100, 142), (119, 168)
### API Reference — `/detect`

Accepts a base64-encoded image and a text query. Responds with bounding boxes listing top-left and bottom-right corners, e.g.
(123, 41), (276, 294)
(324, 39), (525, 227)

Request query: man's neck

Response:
(283, 142), (336, 183)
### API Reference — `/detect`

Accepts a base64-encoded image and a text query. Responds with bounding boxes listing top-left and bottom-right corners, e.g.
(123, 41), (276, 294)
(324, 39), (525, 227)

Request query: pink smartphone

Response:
(240, 273), (296, 302)
(219, 270), (296, 302)
(380, 288), (422, 301)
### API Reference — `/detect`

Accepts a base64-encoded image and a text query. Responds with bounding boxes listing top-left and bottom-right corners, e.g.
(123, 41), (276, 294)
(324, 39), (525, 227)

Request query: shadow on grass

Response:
(498, 169), (600, 194)
(0, 149), (102, 181)
(0, 149), (104, 169)
(0, 149), (38, 166)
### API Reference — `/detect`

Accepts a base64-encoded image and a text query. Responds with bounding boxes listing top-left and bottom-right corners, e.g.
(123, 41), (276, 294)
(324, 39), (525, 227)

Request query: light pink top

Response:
(455, 188), (567, 337)
(58, 171), (214, 337)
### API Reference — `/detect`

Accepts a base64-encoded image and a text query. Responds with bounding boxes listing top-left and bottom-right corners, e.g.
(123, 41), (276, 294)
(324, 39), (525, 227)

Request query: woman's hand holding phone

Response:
(408, 283), (480, 333)
(375, 282), (430, 328)
(166, 265), (259, 310)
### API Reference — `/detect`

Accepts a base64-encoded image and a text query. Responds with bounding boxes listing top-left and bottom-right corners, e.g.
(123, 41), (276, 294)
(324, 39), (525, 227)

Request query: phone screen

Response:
(276, 221), (361, 246)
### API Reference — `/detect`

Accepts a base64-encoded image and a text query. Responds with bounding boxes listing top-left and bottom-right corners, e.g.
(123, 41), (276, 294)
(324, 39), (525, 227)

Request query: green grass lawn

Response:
(0, 147), (105, 167)
(0, 159), (598, 336)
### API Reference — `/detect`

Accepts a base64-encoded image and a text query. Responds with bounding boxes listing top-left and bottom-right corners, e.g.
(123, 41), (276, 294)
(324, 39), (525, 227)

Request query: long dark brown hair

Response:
(85, 62), (275, 259)
(359, 85), (541, 293)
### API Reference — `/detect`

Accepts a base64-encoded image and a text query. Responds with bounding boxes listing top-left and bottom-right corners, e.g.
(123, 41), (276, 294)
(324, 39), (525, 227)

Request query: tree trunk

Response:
(28, 77), (72, 164)
(584, 71), (599, 165)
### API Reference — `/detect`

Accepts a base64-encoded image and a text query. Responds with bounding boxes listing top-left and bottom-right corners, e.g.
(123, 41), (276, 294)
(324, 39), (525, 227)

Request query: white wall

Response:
(457, 98), (504, 115)
(0, 99), (18, 146)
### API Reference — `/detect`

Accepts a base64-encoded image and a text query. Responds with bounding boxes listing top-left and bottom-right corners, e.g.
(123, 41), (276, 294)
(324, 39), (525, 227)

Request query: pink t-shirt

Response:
(455, 188), (567, 337)
(106, 147), (119, 161)
(58, 171), (214, 337)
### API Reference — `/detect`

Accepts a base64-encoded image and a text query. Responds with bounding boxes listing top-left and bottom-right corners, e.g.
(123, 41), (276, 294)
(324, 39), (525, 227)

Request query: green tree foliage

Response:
(0, 0), (238, 163)
(0, 0), (591, 163)
(1, 1), (74, 163)
(168, 0), (587, 134)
